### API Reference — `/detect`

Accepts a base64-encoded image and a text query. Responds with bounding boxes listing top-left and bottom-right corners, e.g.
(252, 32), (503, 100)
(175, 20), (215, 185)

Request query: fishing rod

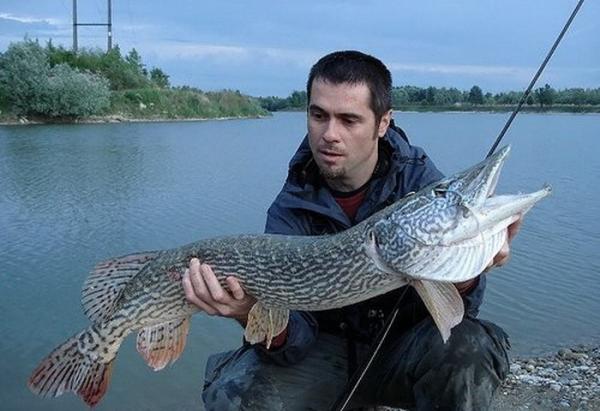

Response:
(332, 1), (585, 409)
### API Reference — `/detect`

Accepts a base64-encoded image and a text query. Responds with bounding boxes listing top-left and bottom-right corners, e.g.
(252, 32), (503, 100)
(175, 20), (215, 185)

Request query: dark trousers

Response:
(202, 317), (510, 411)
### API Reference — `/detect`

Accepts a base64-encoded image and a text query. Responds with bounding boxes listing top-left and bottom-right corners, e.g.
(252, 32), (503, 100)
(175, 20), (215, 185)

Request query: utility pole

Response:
(72, 0), (113, 53)
(72, 0), (78, 52)
(107, 0), (112, 51)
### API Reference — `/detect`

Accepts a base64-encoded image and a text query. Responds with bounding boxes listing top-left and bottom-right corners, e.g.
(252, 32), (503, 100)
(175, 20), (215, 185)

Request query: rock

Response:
(510, 363), (521, 374)
(550, 383), (561, 392)
(559, 400), (570, 408)
(525, 364), (535, 372)
(572, 365), (590, 372)
(558, 348), (573, 358)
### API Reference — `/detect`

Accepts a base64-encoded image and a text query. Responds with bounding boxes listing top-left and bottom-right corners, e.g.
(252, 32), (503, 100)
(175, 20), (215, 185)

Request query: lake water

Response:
(1, 111), (599, 410)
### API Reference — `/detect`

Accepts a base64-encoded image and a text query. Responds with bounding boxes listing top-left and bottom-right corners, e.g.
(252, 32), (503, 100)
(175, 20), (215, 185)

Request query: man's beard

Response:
(317, 128), (379, 183)
(319, 166), (345, 181)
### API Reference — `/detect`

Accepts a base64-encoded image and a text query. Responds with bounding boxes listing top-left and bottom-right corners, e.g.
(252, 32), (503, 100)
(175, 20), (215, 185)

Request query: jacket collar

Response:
(278, 125), (417, 229)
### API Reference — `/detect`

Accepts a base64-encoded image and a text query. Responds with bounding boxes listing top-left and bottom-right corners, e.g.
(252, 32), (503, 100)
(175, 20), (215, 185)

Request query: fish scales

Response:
(28, 145), (551, 406)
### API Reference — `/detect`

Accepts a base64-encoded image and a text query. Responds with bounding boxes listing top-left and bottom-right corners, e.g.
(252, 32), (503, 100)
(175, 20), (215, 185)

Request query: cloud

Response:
(153, 42), (247, 59)
(0, 13), (62, 26)
(149, 41), (319, 67)
(388, 62), (533, 79)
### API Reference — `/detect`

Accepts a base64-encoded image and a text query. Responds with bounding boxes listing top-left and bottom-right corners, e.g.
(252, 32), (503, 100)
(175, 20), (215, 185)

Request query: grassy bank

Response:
(0, 40), (268, 124)
(0, 88), (269, 124)
(109, 88), (268, 120)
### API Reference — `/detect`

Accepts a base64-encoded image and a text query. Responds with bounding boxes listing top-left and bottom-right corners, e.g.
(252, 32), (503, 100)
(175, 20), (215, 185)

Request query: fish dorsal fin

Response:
(244, 302), (289, 349)
(411, 279), (464, 343)
(136, 317), (191, 371)
(81, 252), (157, 323)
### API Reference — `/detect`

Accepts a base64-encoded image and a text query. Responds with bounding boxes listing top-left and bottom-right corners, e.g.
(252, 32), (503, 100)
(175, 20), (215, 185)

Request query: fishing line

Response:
(487, 0), (585, 158)
(331, 286), (410, 411)
(333, 1), (585, 409)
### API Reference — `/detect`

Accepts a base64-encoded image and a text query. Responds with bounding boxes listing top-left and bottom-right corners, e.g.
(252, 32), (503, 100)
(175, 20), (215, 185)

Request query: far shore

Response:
(0, 113), (271, 126)
(2, 106), (599, 126)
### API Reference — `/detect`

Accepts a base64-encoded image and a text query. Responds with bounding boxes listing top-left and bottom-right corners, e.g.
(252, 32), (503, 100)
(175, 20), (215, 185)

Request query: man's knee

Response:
(408, 318), (510, 410)
(439, 318), (510, 379)
(202, 347), (280, 411)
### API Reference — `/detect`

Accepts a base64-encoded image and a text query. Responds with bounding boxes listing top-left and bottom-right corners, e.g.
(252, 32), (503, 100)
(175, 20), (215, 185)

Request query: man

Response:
(183, 50), (517, 410)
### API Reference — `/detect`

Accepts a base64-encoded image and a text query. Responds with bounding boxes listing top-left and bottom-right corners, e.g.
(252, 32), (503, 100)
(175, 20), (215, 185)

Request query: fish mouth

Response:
(441, 146), (552, 245)
(465, 145), (511, 207)
(474, 146), (552, 224)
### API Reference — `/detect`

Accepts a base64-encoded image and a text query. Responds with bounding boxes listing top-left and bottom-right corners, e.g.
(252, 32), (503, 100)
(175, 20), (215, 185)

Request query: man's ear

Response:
(378, 110), (393, 138)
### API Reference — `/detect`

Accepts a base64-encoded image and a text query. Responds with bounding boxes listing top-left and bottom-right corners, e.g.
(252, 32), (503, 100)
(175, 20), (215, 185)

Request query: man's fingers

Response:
(200, 263), (231, 304)
(485, 240), (511, 272)
(226, 276), (245, 300)
(508, 216), (523, 242)
(189, 257), (201, 272)
(495, 241), (510, 266)
(189, 264), (211, 300)
(182, 268), (218, 315)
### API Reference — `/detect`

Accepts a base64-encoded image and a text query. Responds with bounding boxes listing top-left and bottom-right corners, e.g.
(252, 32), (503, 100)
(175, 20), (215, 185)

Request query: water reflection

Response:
(1, 112), (598, 410)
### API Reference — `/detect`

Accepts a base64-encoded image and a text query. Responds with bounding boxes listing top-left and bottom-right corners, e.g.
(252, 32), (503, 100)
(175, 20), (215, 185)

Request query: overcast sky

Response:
(1, 0), (598, 96)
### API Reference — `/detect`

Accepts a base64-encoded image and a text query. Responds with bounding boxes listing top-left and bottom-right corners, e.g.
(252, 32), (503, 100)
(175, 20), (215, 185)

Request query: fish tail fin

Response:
(28, 327), (117, 407)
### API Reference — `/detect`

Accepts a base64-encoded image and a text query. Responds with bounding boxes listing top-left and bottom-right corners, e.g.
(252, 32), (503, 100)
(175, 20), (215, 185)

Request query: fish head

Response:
(367, 145), (551, 280)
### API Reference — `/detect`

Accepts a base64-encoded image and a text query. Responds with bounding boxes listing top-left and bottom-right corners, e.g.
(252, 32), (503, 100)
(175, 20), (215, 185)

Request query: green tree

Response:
(287, 90), (307, 108)
(391, 87), (410, 106)
(125, 48), (144, 73)
(425, 87), (436, 105)
(526, 93), (534, 105)
(150, 67), (170, 88)
(468, 85), (484, 104)
(534, 84), (556, 108)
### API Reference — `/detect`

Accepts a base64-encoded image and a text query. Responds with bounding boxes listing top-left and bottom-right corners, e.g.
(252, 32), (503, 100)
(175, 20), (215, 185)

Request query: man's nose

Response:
(322, 120), (341, 143)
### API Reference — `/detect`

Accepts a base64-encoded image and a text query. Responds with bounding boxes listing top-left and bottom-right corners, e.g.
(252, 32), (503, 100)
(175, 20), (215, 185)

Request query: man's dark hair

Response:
(306, 50), (392, 120)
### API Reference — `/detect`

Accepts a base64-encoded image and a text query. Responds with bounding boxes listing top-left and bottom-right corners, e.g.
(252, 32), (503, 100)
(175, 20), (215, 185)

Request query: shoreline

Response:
(2, 107), (600, 126)
(491, 343), (600, 410)
(0, 113), (270, 126)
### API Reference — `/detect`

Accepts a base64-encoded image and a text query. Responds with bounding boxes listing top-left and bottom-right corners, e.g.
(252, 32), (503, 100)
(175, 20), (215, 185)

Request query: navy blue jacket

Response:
(255, 124), (486, 366)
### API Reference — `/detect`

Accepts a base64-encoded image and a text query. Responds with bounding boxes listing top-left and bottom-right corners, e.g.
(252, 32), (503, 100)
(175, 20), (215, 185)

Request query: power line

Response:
(72, 0), (113, 53)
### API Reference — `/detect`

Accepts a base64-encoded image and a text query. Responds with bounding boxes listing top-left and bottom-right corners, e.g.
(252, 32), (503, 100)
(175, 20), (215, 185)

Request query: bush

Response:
(0, 39), (50, 115)
(0, 40), (110, 117)
(44, 64), (110, 117)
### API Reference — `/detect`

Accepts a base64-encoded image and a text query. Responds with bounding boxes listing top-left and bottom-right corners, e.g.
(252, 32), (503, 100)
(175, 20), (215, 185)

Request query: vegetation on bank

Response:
(258, 85), (600, 113)
(2, 38), (598, 123)
(0, 39), (267, 122)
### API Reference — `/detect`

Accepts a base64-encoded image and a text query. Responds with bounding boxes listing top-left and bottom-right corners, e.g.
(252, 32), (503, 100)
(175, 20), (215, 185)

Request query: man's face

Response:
(307, 79), (391, 191)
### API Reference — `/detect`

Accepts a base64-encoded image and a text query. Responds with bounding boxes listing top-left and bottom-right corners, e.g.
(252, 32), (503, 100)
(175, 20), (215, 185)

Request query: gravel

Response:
(491, 344), (600, 410)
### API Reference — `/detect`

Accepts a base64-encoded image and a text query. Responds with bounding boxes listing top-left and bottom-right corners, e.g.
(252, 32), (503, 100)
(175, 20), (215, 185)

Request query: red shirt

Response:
(333, 186), (368, 221)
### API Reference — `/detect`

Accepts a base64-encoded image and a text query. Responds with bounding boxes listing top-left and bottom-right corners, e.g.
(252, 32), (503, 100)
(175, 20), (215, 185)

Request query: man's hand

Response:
(454, 216), (523, 294)
(182, 258), (256, 324)
(485, 215), (522, 271)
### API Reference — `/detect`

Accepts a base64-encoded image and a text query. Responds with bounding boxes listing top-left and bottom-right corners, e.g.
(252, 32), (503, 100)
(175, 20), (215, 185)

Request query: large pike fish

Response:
(28, 145), (550, 406)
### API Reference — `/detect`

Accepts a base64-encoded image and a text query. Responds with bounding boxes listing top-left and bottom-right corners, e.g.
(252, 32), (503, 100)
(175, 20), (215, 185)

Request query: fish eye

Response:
(433, 183), (449, 197)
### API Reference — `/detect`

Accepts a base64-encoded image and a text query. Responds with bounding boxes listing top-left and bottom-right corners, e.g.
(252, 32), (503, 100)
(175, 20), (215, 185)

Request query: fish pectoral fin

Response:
(411, 280), (464, 343)
(82, 252), (158, 323)
(244, 302), (289, 349)
(136, 317), (190, 371)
